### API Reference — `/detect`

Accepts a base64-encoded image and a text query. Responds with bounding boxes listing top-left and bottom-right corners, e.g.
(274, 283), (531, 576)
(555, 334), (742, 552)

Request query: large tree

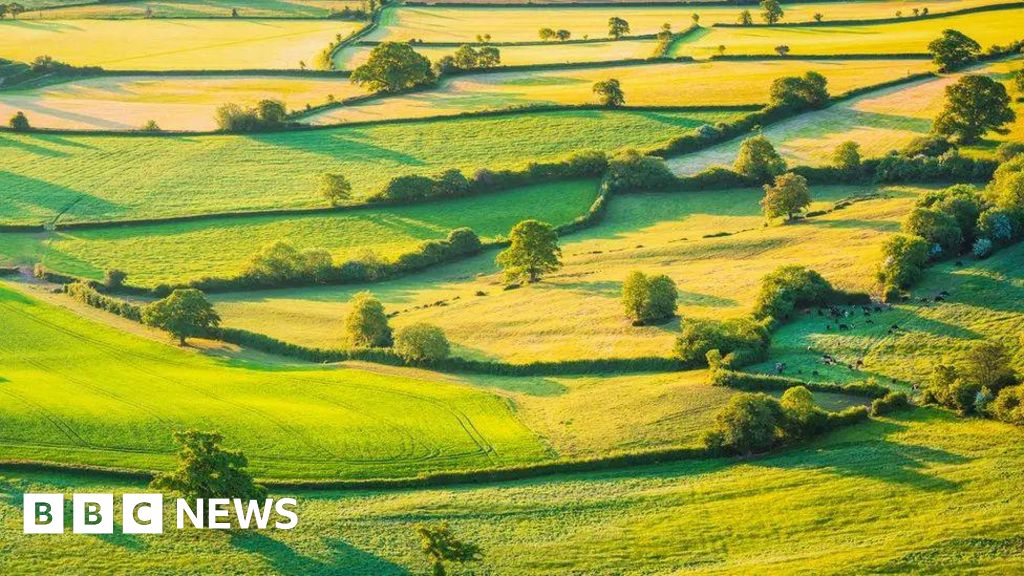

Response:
(927, 29), (980, 71)
(769, 71), (828, 109)
(761, 172), (811, 221)
(608, 16), (630, 39)
(592, 78), (625, 107)
(351, 42), (434, 93)
(760, 0), (784, 24)
(142, 289), (220, 345)
(622, 271), (678, 324)
(345, 291), (392, 347)
(150, 430), (266, 501)
(734, 135), (787, 183)
(933, 75), (1015, 144)
(496, 219), (562, 283)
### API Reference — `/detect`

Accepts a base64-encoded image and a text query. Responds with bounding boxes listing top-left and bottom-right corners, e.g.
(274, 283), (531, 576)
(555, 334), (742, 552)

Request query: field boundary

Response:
(711, 1), (1024, 28)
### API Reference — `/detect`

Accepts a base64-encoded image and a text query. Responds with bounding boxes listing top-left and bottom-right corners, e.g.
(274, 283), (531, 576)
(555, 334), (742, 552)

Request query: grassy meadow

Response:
(0, 19), (360, 70)
(308, 58), (934, 124)
(2, 180), (599, 286)
(2, 409), (1023, 574)
(29, 0), (365, 19)
(671, 8), (1024, 57)
(367, 0), (1014, 43)
(210, 183), (923, 362)
(0, 75), (365, 131)
(0, 109), (737, 225)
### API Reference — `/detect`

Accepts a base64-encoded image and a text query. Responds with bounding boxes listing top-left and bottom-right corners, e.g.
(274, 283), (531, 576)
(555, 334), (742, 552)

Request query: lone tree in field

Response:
(416, 522), (481, 576)
(351, 41), (434, 92)
(345, 291), (392, 347)
(318, 172), (352, 206)
(496, 219), (562, 284)
(593, 78), (625, 107)
(143, 289), (220, 345)
(760, 0), (784, 24)
(539, 27), (556, 41)
(556, 29), (571, 41)
(8, 111), (29, 131)
(832, 141), (862, 176)
(927, 29), (980, 72)
(622, 271), (678, 325)
(761, 172), (811, 221)
(774, 44), (790, 56)
(150, 430), (267, 501)
(608, 16), (630, 39)
(395, 323), (450, 361)
(738, 9), (753, 25)
(933, 75), (1015, 144)
(734, 135), (787, 183)
(813, 12), (823, 22)
(769, 70), (828, 109)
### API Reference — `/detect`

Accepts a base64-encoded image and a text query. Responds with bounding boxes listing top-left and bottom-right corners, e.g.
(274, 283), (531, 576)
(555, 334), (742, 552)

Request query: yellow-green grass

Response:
(0, 19), (361, 70)
(3, 410), (1023, 574)
(211, 184), (925, 363)
(667, 59), (1016, 176)
(0, 282), (549, 479)
(334, 38), (662, 69)
(0, 75), (366, 131)
(752, 241), (1024, 388)
(367, 0), (1014, 43)
(2, 180), (599, 286)
(0, 109), (737, 225)
(310, 58), (934, 124)
(671, 8), (1024, 58)
(30, 0), (364, 19)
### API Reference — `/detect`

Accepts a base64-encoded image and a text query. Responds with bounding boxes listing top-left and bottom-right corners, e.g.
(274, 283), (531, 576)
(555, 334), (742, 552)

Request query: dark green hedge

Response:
(711, 369), (890, 398)
(712, 1), (1024, 27)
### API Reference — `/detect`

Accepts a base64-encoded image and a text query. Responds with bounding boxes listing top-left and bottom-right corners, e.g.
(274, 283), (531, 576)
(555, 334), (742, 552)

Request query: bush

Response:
(925, 342), (1017, 414)
(103, 268), (127, 289)
(901, 207), (963, 256)
(242, 242), (333, 286)
(972, 237), (993, 258)
(215, 100), (288, 133)
(870, 391), (912, 416)
(65, 282), (142, 322)
(621, 271), (678, 325)
(394, 323), (450, 361)
(703, 392), (785, 455)
(768, 71), (828, 110)
(903, 135), (953, 158)
(877, 233), (929, 292)
(977, 207), (1018, 244)
(995, 141), (1024, 162)
(345, 292), (392, 347)
(752, 265), (834, 323)
(674, 317), (769, 367)
(831, 141), (861, 176)
(9, 111), (29, 131)
(990, 385), (1024, 425)
(603, 149), (677, 193)
(734, 135), (786, 183)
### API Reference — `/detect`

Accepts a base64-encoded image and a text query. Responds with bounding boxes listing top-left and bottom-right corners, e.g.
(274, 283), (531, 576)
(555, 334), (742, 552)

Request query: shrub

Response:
(703, 392), (785, 455)
(972, 237), (993, 258)
(876, 233), (929, 292)
(394, 323), (450, 361)
(621, 271), (678, 325)
(603, 149), (676, 193)
(870, 391), (912, 416)
(445, 227), (482, 255)
(901, 207), (963, 256)
(917, 183), (983, 242)
(374, 174), (436, 202)
(903, 135), (953, 158)
(242, 242), (333, 286)
(8, 111), (29, 131)
(345, 291), (392, 347)
(674, 317), (769, 367)
(831, 141), (861, 176)
(65, 282), (142, 322)
(977, 207), (1018, 244)
(214, 100), (288, 133)
(925, 341), (1017, 413)
(752, 265), (834, 322)
(768, 71), (828, 110)
(103, 268), (127, 289)
(990, 385), (1024, 425)
(995, 142), (1024, 162)
(734, 135), (786, 183)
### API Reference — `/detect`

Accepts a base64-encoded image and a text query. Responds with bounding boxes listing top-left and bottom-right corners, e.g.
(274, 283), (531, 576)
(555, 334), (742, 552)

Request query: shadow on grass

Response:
(230, 531), (410, 576)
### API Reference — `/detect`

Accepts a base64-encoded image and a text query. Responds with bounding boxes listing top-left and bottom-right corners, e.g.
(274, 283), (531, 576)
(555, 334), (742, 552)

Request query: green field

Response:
(308, 58), (934, 123)
(0, 19), (360, 70)
(0, 75), (365, 131)
(0, 109), (738, 225)
(668, 58), (1019, 175)
(367, 1), (1014, 43)
(30, 0), (364, 19)
(2, 180), (598, 286)
(671, 8), (1024, 57)
(0, 282), (549, 479)
(211, 184), (921, 362)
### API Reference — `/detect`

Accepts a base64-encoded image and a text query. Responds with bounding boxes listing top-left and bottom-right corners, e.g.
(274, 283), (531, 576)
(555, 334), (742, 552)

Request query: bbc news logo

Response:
(23, 494), (298, 534)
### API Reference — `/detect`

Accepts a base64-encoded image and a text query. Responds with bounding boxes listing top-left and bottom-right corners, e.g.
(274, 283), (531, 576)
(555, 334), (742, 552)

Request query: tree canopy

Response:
(496, 220), (562, 283)
(933, 75), (1015, 144)
(927, 29), (980, 71)
(150, 430), (267, 501)
(592, 78), (625, 107)
(351, 42), (435, 93)
(142, 289), (220, 345)
(761, 172), (811, 221)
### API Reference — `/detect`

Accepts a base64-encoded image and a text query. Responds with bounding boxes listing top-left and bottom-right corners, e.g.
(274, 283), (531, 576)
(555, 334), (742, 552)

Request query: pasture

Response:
(211, 184), (924, 362)
(0, 282), (548, 479)
(0, 109), (738, 225)
(671, 8), (1024, 57)
(0, 75), (364, 131)
(366, 0), (1015, 43)
(0, 19), (361, 70)
(29, 0), (365, 19)
(4, 180), (598, 286)
(308, 58), (934, 123)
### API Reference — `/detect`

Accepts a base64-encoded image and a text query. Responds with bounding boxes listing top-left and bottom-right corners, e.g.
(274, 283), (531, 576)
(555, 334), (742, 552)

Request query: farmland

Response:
(28, 0), (366, 19)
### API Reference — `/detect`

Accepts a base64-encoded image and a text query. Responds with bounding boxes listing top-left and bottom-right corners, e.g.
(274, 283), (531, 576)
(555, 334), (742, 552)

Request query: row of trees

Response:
(214, 100), (288, 132)
(0, 3), (25, 19)
(434, 44), (501, 75)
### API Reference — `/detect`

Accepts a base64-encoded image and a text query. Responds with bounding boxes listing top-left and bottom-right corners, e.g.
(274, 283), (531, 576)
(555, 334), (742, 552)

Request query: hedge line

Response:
(64, 282), (143, 322)
(710, 368), (891, 398)
(358, 33), (663, 47)
(403, 0), (864, 7)
(709, 53), (932, 61)
(712, 1), (1024, 27)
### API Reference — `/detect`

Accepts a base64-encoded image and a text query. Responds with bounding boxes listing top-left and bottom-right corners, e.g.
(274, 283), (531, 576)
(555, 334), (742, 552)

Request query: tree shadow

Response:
(230, 531), (410, 576)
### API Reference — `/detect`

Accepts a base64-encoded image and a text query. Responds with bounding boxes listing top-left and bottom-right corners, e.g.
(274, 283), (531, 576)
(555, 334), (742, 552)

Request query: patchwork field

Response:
(671, 8), (1024, 57)
(366, 1), (1017, 43)
(2, 180), (598, 286)
(668, 58), (1018, 175)
(0, 75), (364, 131)
(0, 19), (361, 70)
(0, 109), (738, 225)
(29, 0), (366, 19)
(308, 58), (934, 123)
(210, 183), (922, 362)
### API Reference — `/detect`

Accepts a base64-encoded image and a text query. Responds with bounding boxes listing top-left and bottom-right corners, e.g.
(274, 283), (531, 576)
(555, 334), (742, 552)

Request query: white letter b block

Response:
(73, 494), (114, 534)
(23, 494), (64, 534)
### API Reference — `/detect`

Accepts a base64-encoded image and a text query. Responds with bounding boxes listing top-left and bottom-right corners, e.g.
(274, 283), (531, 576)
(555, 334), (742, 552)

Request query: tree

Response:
(832, 141), (861, 175)
(604, 149), (676, 193)
(760, 0), (784, 24)
(592, 78), (625, 107)
(143, 289), (220, 345)
(927, 29), (981, 71)
(876, 233), (929, 292)
(496, 220), (562, 283)
(813, 12), (823, 22)
(761, 172), (811, 221)
(416, 522), (481, 576)
(555, 29), (571, 41)
(933, 75), (1015, 144)
(1015, 68), (1024, 94)
(657, 22), (673, 43)
(319, 172), (352, 206)
(150, 430), (266, 502)
(774, 44), (790, 56)
(960, 340), (1017, 392)
(538, 27), (556, 41)
(8, 111), (29, 131)
(351, 42), (434, 93)
(769, 71), (828, 109)
(622, 271), (678, 324)
(738, 9), (753, 25)
(703, 393), (784, 455)
(104, 269), (127, 289)
(345, 291), (392, 347)
(395, 323), (450, 361)
(608, 16), (630, 39)
(734, 135), (787, 183)
(0, 5), (7, 19)
(691, 12), (700, 25)
(902, 207), (963, 255)
(8, 2), (23, 18)
(717, 44), (727, 56)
